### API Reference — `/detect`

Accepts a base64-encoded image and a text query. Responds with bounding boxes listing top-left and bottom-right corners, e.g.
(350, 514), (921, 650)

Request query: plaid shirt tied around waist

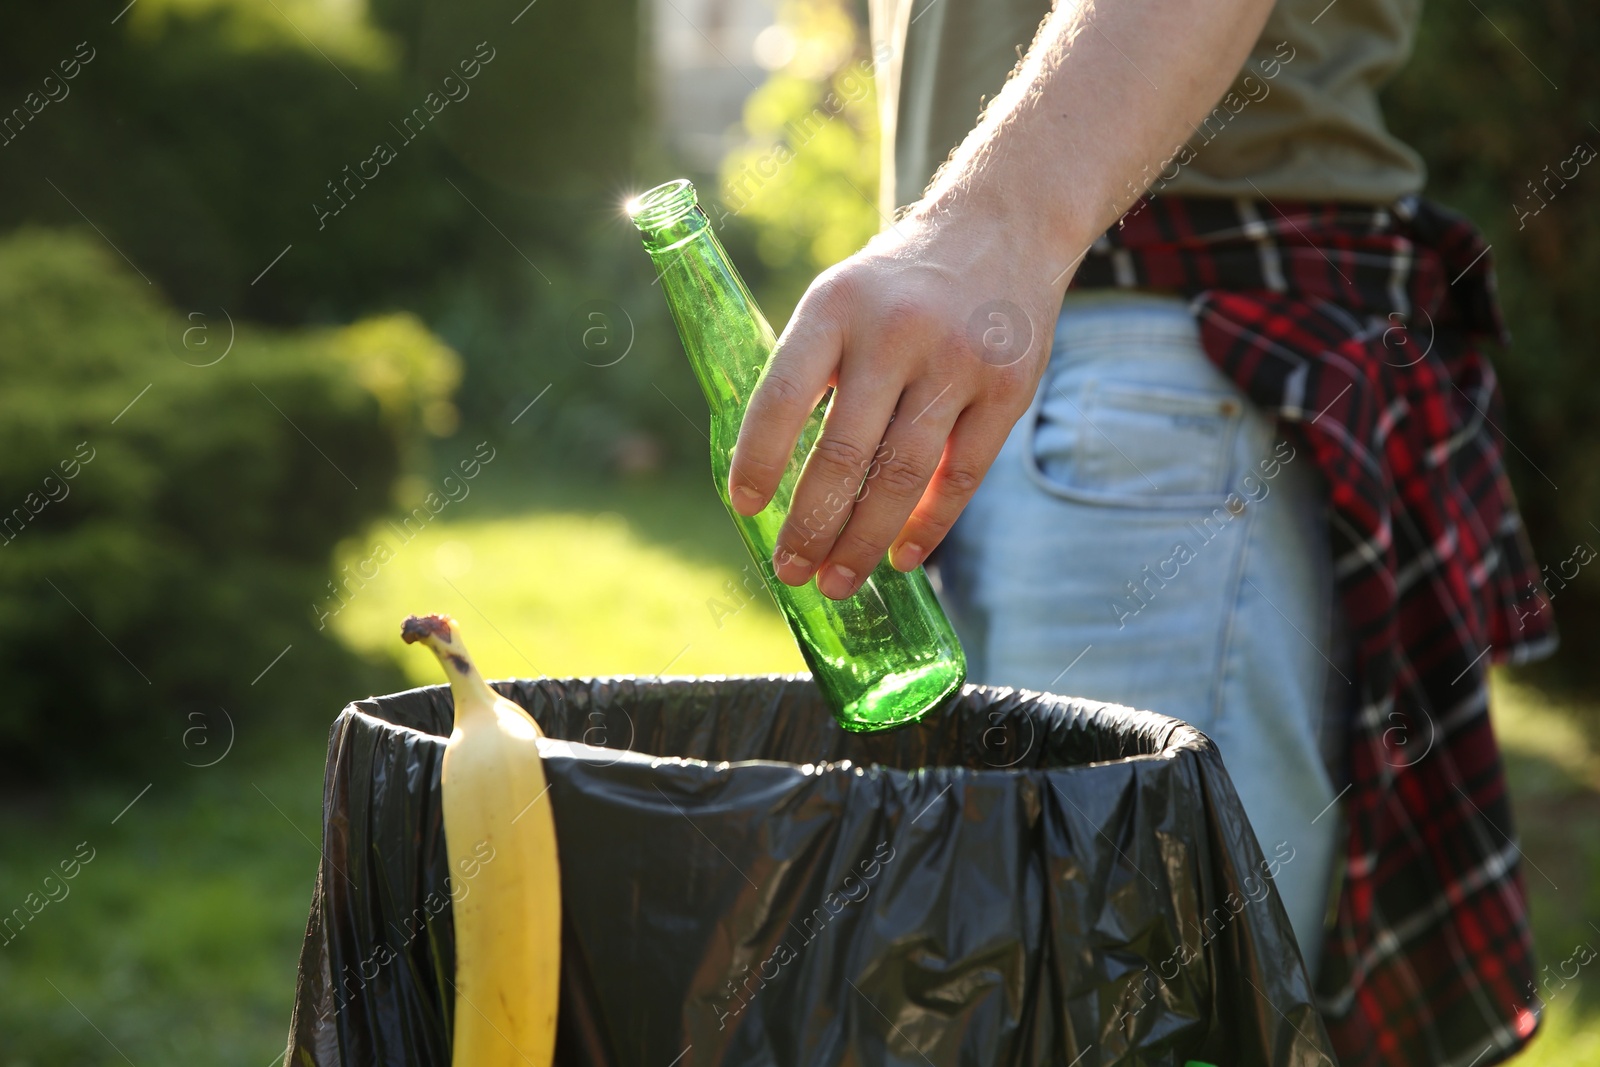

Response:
(1070, 195), (1556, 1066)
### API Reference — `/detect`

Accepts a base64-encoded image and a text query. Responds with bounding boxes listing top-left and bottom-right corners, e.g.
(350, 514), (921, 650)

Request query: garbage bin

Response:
(285, 675), (1334, 1066)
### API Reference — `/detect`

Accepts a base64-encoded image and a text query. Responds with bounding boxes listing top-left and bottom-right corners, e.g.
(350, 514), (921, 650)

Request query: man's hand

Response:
(727, 211), (1070, 600)
(727, 0), (1275, 599)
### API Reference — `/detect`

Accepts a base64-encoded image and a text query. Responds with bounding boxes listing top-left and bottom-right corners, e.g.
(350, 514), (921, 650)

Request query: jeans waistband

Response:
(1054, 290), (1200, 361)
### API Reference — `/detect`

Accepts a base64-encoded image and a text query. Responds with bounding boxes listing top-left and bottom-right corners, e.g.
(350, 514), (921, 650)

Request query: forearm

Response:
(909, 0), (1276, 278)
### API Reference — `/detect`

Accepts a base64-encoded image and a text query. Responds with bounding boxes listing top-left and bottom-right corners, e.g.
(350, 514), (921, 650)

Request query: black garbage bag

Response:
(285, 675), (1334, 1066)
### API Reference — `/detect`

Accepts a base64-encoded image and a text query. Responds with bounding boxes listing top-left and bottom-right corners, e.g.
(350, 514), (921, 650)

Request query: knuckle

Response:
(808, 266), (854, 309)
(811, 435), (873, 483)
(792, 269), (857, 335)
(870, 450), (927, 497)
(734, 449), (786, 486)
(910, 510), (956, 543)
(756, 368), (811, 413)
(938, 462), (985, 500)
(981, 359), (1037, 402)
(878, 294), (936, 338)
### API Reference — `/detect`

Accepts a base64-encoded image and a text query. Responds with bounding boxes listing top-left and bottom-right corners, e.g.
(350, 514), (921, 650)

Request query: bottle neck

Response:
(644, 209), (776, 427)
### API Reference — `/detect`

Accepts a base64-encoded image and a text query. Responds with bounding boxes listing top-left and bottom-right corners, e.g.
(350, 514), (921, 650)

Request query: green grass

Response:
(1490, 675), (1600, 1063)
(328, 511), (804, 689)
(0, 735), (330, 1065)
(328, 463), (806, 686)
(2, 474), (1597, 1063)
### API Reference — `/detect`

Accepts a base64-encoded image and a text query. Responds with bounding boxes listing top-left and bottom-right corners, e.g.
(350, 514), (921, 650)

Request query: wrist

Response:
(905, 174), (1091, 298)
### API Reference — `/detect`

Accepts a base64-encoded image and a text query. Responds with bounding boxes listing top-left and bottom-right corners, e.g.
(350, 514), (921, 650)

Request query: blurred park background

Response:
(0, 0), (1595, 1061)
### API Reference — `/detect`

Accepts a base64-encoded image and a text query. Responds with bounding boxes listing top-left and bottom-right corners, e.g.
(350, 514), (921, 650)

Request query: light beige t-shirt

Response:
(868, 0), (1427, 215)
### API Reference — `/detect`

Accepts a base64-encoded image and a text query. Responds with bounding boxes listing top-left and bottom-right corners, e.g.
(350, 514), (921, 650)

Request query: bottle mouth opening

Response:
(627, 179), (698, 232)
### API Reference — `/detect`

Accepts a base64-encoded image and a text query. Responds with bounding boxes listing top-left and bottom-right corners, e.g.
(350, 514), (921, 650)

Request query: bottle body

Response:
(631, 179), (965, 731)
(713, 417), (968, 731)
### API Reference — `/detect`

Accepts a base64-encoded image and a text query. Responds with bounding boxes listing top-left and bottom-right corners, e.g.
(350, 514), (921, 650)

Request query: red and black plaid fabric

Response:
(1070, 195), (1556, 1066)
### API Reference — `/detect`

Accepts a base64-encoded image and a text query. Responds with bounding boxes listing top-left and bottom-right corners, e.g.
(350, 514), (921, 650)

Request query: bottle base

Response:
(834, 658), (967, 734)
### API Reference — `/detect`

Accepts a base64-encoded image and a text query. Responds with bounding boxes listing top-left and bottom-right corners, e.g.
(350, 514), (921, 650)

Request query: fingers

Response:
(729, 248), (1040, 600)
(728, 278), (845, 516)
(770, 368), (903, 590)
(888, 405), (1010, 572)
(804, 384), (964, 599)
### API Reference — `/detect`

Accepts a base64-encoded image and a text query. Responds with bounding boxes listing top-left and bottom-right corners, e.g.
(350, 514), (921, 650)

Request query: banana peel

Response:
(402, 614), (561, 1067)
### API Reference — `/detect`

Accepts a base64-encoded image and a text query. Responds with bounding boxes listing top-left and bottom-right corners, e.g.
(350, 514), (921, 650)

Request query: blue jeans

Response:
(935, 291), (1346, 974)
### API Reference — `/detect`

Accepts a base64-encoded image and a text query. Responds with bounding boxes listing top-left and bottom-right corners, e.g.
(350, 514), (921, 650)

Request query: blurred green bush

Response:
(0, 228), (460, 780)
(1383, 0), (1600, 690)
(0, 0), (689, 468)
(717, 0), (881, 327)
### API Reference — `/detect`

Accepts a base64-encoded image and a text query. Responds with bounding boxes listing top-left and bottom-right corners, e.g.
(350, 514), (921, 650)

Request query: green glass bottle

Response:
(629, 178), (966, 732)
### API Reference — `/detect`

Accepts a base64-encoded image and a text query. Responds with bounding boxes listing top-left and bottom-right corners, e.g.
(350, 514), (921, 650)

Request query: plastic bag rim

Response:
(337, 675), (1213, 778)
